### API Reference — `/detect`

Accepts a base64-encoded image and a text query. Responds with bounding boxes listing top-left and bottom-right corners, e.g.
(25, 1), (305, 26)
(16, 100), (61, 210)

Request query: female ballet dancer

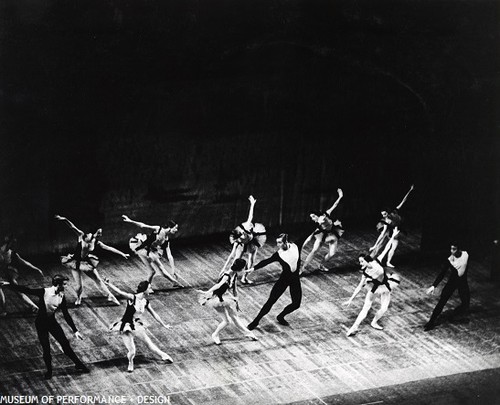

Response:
(122, 215), (183, 289)
(106, 278), (173, 372)
(302, 188), (344, 272)
(222, 196), (267, 284)
(198, 258), (258, 345)
(55, 215), (128, 306)
(370, 184), (414, 267)
(344, 230), (401, 336)
(0, 235), (44, 316)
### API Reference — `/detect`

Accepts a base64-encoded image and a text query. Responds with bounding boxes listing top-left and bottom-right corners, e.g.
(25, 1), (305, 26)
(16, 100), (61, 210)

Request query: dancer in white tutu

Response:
(105, 278), (173, 372)
(199, 258), (258, 345)
(370, 184), (414, 267)
(302, 188), (344, 272)
(55, 215), (129, 306)
(222, 195), (267, 284)
(344, 230), (401, 336)
(122, 215), (182, 289)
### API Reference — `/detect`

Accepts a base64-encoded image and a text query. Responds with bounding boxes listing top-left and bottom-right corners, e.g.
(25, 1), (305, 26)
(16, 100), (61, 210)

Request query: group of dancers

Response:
(0, 184), (472, 379)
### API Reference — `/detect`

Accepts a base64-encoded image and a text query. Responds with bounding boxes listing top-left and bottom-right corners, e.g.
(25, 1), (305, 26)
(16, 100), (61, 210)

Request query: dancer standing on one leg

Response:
(344, 230), (401, 336)
(302, 188), (344, 272)
(122, 215), (183, 289)
(0, 235), (44, 316)
(55, 215), (128, 306)
(424, 243), (470, 331)
(198, 258), (258, 345)
(222, 196), (267, 284)
(105, 278), (173, 372)
(246, 233), (304, 330)
(370, 184), (414, 267)
(1, 275), (89, 379)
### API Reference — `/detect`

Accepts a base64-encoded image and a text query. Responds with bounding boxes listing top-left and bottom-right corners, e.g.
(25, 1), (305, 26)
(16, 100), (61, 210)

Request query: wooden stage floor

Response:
(1, 228), (499, 404)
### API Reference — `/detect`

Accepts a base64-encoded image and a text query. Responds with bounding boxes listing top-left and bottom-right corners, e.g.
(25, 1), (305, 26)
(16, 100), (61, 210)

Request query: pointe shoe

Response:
(247, 321), (258, 331)
(276, 316), (290, 326)
(247, 333), (258, 341)
(75, 298), (82, 306)
(107, 295), (120, 306)
(161, 354), (173, 364)
(240, 278), (254, 285)
(212, 333), (221, 345)
(319, 265), (330, 272)
(127, 362), (134, 372)
(346, 326), (358, 337)
(386, 262), (395, 268)
(370, 321), (384, 330)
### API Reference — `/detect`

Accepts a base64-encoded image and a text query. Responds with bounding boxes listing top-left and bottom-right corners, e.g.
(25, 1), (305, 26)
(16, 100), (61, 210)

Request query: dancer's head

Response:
(381, 208), (390, 218)
(231, 258), (247, 272)
(136, 280), (152, 294)
(162, 220), (178, 234)
(358, 254), (374, 267)
(276, 233), (289, 250)
(450, 243), (462, 256)
(52, 274), (69, 291)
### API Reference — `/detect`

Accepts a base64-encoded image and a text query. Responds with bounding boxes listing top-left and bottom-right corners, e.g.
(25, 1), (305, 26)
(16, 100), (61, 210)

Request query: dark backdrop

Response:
(0, 0), (498, 255)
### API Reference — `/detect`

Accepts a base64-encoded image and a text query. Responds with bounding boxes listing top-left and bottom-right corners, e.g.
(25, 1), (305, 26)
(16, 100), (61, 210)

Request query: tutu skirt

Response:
(61, 254), (99, 271)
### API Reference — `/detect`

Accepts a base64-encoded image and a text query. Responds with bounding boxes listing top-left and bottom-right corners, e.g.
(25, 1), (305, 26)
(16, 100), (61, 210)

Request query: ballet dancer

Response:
(106, 278), (173, 372)
(344, 230), (401, 336)
(0, 235), (44, 316)
(198, 258), (258, 345)
(424, 243), (470, 331)
(1, 275), (89, 379)
(370, 184), (414, 267)
(222, 195), (267, 284)
(122, 215), (183, 289)
(55, 215), (129, 305)
(302, 188), (344, 272)
(246, 233), (303, 329)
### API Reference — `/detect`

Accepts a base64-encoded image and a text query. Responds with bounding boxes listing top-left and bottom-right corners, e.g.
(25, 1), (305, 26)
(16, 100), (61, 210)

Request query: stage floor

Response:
(1, 228), (499, 404)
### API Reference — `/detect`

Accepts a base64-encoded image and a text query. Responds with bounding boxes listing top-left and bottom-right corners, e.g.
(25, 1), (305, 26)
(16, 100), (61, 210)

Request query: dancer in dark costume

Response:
(222, 195), (267, 284)
(1, 275), (89, 379)
(246, 233), (304, 329)
(55, 215), (128, 305)
(198, 258), (258, 345)
(344, 230), (401, 336)
(106, 278), (173, 372)
(0, 235), (44, 316)
(369, 185), (414, 267)
(424, 243), (470, 331)
(302, 188), (344, 272)
(123, 215), (183, 289)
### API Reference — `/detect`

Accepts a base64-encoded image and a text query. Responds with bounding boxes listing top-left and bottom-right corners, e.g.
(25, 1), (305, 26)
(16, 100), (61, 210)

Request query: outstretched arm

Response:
(370, 224), (389, 251)
(343, 275), (367, 306)
(243, 195), (257, 225)
(54, 215), (84, 237)
(97, 242), (129, 259)
(325, 188), (343, 216)
(245, 252), (280, 274)
(147, 305), (171, 329)
(14, 253), (44, 276)
(121, 215), (159, 231)
(103, 278), (134, 300)
(220, 243), (239, 277)
(396, 184), (414, 210)
(203, 274), (230, 295)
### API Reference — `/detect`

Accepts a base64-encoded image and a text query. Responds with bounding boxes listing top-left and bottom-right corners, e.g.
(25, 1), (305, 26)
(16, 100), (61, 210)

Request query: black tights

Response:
(36, 317), (83, 373)
(252, 272), (302, 324)
(429, 272), (470, 324)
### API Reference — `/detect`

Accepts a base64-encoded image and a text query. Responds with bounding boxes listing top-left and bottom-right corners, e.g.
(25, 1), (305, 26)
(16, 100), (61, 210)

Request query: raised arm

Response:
(103, 278), (134, 300)
(14, 253), (44, 276)
(121, 215), (159, 231)
(243, 195), (257, 225)
(395, 184), (414, 210)
(54, 215), (84, 237)
(325, 188), (343, 216)
(220, 244), (239, 277)
(96, 241), (129, 259)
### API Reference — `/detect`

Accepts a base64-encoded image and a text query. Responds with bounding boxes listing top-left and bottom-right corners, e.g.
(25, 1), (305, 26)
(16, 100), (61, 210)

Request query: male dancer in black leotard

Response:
(2, 275), (89, 379)
(246, 233), (303, 329)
